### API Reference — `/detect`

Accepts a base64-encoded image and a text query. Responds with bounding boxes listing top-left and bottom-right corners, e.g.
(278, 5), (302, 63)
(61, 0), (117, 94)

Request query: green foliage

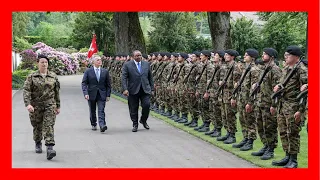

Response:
(12, 69), (34, 89)
(258, 12), (307, 59)
(12, 12), (30, 38)
(188, 36), (212, 52)
(13, 36), (32, 51)
(231, 17), (263, 56)
(24, 36), (44, 45)
(71, 12), (114, 54)
(139, 16), (155, 44)
(79, 47), (89, 53)
(148, 12), (197, 53)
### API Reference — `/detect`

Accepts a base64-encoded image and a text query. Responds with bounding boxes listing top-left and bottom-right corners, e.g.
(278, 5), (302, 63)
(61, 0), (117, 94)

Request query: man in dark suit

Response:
(122, 50), (154, 132)
(81, 55), (112, 132)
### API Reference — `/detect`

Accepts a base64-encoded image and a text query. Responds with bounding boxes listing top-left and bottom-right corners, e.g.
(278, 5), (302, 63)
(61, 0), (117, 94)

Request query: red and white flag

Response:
(88, 34), (98, 58)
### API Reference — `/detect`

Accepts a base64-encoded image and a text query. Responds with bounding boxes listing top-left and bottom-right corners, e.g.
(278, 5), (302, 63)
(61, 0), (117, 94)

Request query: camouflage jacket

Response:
(219, 61), (242, 102)
(277, 63), (308, 112)
(207, 62), (221, 97)
(184, 62), (199, 93)
(155, 61), (169, 85)
(196, 61), (208, 93)
(255, 61), (282, 108)
(23, 70), (60, 108)
(238, 62), (260, 105)
(174, 62), (188, 89)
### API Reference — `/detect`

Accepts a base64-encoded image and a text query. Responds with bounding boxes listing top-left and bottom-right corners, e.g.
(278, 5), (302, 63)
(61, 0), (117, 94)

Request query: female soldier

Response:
(23, 54), (60, 160)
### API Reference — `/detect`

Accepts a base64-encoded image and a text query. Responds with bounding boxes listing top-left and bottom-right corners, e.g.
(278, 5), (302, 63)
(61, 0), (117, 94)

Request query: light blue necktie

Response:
(95, 68), (100, 82)
(137, 62), (141, 73)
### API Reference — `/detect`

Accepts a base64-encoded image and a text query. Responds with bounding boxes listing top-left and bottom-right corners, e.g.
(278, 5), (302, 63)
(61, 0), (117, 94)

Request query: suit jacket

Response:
(81, 67), (112, 101)
(122, 60), (154, 95)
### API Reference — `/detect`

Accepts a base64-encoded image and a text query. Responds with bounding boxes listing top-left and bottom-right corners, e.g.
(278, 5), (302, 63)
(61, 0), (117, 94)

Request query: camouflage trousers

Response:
(188, 92), (200, 119)
(155, 84), (161, 107)
(29, 103), (56, 146)
(255, 106), (278, 148)
(277, 102), (301, 154)
(221, 102), (237, 134)
(198, 94), (210, 123)
(178, 90), (189, 114)
(164, 87), (173, 111)
(209, 97), (222, 129)
(238, 101), (257, 140)
(169, 87), (179, 114)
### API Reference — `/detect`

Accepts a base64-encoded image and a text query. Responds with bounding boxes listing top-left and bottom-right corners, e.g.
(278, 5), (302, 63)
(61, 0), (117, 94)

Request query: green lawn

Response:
(111, 94), (308, 168)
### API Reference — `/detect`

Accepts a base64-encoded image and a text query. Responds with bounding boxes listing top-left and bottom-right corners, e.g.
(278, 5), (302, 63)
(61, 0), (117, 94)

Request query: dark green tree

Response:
(71, 12), (114, 54)
(231, 17), (262, 56)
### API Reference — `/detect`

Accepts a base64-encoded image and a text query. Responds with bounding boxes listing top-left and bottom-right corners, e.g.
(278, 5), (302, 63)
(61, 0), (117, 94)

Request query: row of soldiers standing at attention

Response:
(101, 45), (308, 168)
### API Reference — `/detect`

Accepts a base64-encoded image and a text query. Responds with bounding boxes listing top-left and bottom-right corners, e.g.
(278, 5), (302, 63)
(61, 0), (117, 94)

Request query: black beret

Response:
(192, 51), (201, 57)
(225, 49), (239, 57)
(286, 45), (303, 57)
(245, 48), (259, 59)
(158, 52), (166, 57)
(172, 53), (179, 57)
(263, 48), (278, 58)
(165, 52), (172, 57)
(200, 50), (211, 57)
(37, 54), (49, 62)
(179, 53), (189, 59)
(215, 50), (225, 58)
(152, 52), (159, 56)
(142, 54), (148, 59)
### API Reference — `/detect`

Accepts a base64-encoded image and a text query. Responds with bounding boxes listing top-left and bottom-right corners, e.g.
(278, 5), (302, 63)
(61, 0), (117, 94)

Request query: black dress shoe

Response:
(92, 126), (97, 131)
(100, 126), (108, 132)
(132, 126), (138, 132)
(139, 120), (150, 129)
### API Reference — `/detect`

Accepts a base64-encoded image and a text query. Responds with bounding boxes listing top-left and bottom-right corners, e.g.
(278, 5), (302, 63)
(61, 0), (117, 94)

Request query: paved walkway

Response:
(12, 75), (256, 168)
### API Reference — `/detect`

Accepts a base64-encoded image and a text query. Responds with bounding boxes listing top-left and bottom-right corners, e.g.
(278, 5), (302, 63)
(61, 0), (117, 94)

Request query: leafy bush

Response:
(12, 69), (34, 89)
(13, 36), (32, 52)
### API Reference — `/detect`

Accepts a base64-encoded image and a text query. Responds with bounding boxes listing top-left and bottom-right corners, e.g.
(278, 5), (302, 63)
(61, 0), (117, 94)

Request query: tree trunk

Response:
(114, 12), (146, 55)
(207, 12), (232, 51)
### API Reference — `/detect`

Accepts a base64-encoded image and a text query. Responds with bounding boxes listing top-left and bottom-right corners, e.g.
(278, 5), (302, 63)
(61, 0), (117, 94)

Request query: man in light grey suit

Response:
(122, 50), (154, 132)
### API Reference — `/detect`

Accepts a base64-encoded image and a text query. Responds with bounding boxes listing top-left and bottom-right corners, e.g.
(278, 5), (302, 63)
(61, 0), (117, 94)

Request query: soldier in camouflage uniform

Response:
(272, 46), (308, 168)
(168, 53), (180, 120)
(194, 50), (212, 132)
(216, 49), (241, 144)
(157, 53), (170, 115)
(173, 53), (189, 122)
(183, 52), (201, 127)
(162, 53), (176, 117)
(23, 54), (60, 160)
(154, 52), (167, 114)
(231, 49), (260, 151)
(250, 48), (281, 160)
(204, 51), (224, 137)
(150, 52), (160, 111)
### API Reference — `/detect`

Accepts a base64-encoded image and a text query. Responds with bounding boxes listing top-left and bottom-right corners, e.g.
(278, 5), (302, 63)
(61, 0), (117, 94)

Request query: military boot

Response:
(35, 142), (42, 153)
(46, 145), (56, 160)
(211, 128), (221, 137)
(189, 118), (198, 127)
(232, 138), (248, 148)
(178, 113), (188, 123)
(154, 104), (159, 113)
(260, 147), (274, 160)
(251, 145), (268, 156)
(198, 122), (210, 132)
(184, 118), (194, 126)
(217, 132), (230, 141)
(159, 106), (165, 115)
(194, 123), (205, 131)
(272, 152), (290, 166)
(284, 154), (298, 168)
(205, 128), (216, 135)
(240, 138), (254, 151)
(224, 133), (236, 144)
(171, 111), (180, 121)
(164, 110), (172, 117)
